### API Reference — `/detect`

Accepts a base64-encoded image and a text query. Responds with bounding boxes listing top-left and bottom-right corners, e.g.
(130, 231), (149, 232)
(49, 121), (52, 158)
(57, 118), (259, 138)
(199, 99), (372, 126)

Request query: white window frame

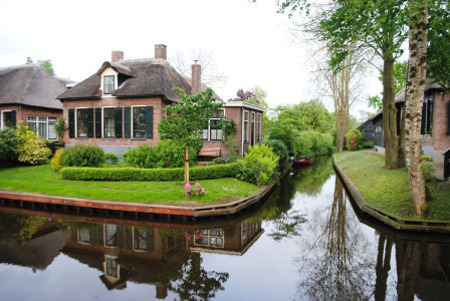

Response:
(131, 227), (149, 252)
(102, 106), (116, 139)
(1, 110), (12, 130)
(25, 115), (58, 140)
(131, 105), (147, 139)
(103, 224), (119, 249)
(75, 107), (89, 138)
(202, 108), (226, 141)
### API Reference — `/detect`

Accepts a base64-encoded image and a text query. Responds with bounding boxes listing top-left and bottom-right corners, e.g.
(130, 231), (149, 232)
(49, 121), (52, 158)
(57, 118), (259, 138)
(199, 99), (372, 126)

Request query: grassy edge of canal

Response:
(334, 151), (450, 222)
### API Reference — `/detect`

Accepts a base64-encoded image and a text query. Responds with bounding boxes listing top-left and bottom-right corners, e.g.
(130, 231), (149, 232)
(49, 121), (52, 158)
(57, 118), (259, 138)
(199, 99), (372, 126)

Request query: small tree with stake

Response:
(159, 87), (222, 184)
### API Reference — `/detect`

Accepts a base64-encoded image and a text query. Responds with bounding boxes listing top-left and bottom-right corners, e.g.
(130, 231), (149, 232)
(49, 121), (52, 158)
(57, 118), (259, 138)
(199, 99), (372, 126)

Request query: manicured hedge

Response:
(61, 163), (240, 181)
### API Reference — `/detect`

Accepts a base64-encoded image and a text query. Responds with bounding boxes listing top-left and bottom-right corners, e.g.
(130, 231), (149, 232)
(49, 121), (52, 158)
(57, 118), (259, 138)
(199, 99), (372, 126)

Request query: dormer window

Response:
(103, 75), (115, 94)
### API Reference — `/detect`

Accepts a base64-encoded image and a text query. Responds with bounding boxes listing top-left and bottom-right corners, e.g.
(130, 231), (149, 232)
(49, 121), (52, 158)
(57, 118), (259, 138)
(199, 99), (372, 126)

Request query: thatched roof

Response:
(58, 59), (192, 103)
(0, 64), (67, 110)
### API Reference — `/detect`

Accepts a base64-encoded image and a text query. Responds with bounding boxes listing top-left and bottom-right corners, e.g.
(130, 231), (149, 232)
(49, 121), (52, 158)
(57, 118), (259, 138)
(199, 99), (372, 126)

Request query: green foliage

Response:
(51, 148), (65, 172)
(0, 213), (47, 245)
(368, 95), (383, 110)
(62, 145), (105, 167)
(346, 129), (364, 151)
(210, 157), (226, 165)
(159, 88), (223, 155)
(237, 145), (279, 186)
(421, 155), (430, 162)
(362, 141), (374, 149)
(262, 139), (290, 171)
(220, 117), (239, 155)
(16, 122), (51, 165)
(38, 59), (55, 76)
(422, 162), (435, 183)
(61, 163), (240, 181)
(55, 118), (67, 140)
(105, 153), (119, 164)
(124, 140), (196, 169)
(0, 127), (19, 166)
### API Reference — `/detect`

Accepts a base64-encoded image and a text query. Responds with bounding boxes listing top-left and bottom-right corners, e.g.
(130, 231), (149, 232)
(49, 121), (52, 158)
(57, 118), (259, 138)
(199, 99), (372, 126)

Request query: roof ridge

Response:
(0, 63), (40, 71)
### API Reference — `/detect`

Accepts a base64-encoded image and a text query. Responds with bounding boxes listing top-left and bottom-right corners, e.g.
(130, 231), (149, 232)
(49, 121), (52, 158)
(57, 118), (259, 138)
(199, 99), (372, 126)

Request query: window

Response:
(38, 117), (47, 139)
(243, 111), (249, 143)
(103, 75), (115, 94)
(375, 126), (382, 133)
(48, 117), (57, 140)
(77, 109), (89, 138)
(133, 228), (148, 251)
(78, 229), (91, 244)
(133, 107), (146, 138)
(251, 112), (256, 146)
(104, 224), (118, 247)
(210, 120), (223, 141)
(103, 108), (115, 138)
(1, 111), (15, 129)
(105, 257), (119, 278)
(27, 116), (37, 133)
(256, 113), (261, 142)
(194, 228), (224, 248)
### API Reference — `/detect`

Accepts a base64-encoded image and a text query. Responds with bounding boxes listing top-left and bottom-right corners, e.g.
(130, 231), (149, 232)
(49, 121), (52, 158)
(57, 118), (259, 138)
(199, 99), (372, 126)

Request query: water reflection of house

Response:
(189, 221), (263, 256)
(63, 224), (170, 299)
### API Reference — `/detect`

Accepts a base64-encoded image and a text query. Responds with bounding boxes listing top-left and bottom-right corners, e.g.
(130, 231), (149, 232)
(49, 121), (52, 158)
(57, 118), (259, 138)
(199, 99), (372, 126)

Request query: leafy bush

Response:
(62, 145), (105, 167)
(262, 139), (290, 171)
(16, 122), (51, 165)
(210, 157), (226, 165)
(105, 153), (119, 164)
(362, 141), (374, 149)
(61, 163), (240, 181)
(51, 148), (65, 172)
(237, 145), (279, 186)
(124, 140), (196, 168)
(345, 129), (364, 151)
(421, 155), (430, 161)
(226, 154), (239, 163)
(0, 127), (19, 166)
(422, 162), (435, 182)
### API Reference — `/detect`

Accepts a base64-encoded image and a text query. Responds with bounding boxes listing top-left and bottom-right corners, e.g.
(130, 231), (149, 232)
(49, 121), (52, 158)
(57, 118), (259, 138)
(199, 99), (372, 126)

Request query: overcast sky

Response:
(0, 0), (380, 117)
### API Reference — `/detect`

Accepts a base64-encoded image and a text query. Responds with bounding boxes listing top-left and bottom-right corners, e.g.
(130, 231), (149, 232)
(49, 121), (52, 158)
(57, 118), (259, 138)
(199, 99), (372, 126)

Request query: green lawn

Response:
(334, 151), (450, 221)
(0, 165), (259, 205)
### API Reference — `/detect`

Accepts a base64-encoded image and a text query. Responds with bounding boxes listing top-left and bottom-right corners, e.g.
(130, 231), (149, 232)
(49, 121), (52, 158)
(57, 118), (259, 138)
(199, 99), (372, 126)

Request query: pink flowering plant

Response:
(185, 182), (206, 198)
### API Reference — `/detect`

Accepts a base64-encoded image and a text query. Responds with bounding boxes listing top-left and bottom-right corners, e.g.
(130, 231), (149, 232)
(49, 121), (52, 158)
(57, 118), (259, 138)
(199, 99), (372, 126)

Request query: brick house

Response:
(58, 45), (265, 157)
(0, 62), (68, 140)
(358, 81), (450, 163)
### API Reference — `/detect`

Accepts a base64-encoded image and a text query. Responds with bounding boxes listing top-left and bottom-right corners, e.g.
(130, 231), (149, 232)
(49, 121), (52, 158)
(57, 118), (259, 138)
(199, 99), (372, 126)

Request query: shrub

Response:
(226, 154), (239, 163)
(62, 145), (105, 167)
(16, 122), (51, 165)
(210, 157), (226, 165)
(345, 129), (364, 151)
(422, 162), (435, 182)
(421, 155), (430, 161)
(362, 141), (374, 149)
(51, 148), (65, 172)
(61, 163), (240, 181)
(237, 145), (279, 186)
(157, 139), (196, 167)
(105, 153), (119, 164)
(262, 139), (290, 171)
(0, 127), (19, 166)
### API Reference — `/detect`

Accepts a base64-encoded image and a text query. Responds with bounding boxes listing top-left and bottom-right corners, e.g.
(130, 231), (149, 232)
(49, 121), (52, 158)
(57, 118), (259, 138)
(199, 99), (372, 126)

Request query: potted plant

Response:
(55, 118), (67, 147)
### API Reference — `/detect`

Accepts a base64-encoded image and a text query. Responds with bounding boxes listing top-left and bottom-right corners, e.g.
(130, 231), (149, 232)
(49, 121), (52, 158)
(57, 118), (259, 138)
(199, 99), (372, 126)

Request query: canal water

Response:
(0, 160), (449, 301)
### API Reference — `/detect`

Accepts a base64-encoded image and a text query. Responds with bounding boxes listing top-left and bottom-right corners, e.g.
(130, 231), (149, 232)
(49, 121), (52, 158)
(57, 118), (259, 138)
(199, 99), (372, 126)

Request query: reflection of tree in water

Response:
(158, 229), (229, 301)
(0, 212), (47, 245)
(396, 240), (424, 301)
(292, 159), (333, 196)
(374, 233), (393, 301)
(294, 176), (374, 300)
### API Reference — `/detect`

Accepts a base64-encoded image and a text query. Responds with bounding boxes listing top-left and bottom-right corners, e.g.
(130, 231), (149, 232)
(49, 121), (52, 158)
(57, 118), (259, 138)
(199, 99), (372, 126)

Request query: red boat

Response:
(293, 157), (311, 165)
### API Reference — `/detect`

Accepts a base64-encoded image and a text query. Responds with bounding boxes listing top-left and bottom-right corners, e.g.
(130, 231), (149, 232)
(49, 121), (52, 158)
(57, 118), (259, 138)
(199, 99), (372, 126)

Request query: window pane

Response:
(133, 107), (146, 138)
(48, 118), (57, 140)
(105, 224), (117, 247)
(103, 108), (116, 138)
(79, 229), (90, 244)
(3, 112), (14, 128)
(27, 116), (37, 134)
(77, 109), (88, 138)
(38, 117), (47, 138)
(104, 76), (115, 94)
(134, 229), (147, 251)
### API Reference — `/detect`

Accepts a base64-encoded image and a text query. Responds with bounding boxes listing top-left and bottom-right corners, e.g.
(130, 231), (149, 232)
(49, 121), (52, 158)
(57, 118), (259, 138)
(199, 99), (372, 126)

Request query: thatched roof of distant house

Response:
(58, 59), (192, 103)
(0, 64), (66, 110)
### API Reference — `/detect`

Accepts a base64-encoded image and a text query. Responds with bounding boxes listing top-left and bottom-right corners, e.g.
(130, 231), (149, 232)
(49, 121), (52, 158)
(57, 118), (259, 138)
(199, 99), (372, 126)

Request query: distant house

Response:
(0, 62), (69, 140)
(58, 45), (265, 157)
(358, 80), (450, 163)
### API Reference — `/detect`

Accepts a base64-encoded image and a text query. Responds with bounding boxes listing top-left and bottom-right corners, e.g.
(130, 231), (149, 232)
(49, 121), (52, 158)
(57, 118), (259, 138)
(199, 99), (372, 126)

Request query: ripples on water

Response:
(0, 160), (448, 301)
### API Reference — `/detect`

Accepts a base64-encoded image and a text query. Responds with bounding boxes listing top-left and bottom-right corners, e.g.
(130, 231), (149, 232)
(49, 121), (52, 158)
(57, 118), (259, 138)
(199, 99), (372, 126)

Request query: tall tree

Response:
(38, 59), (55, 76)
(158, 88), (222, 184)
(404, 0), (429, 216)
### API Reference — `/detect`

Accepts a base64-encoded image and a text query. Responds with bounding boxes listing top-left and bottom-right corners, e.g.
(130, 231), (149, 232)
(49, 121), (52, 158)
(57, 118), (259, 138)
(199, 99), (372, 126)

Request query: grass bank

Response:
(334, 151), (450, 221)
(0, 165), (259, 205)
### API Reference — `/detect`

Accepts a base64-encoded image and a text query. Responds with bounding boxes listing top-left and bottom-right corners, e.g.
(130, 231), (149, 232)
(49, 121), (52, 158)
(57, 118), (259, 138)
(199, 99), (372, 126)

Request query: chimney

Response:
(155, 44), (167, 60)
(26, 57), (33, 64)
(111, 50), (124, 62)
(191, 60), (202, 94)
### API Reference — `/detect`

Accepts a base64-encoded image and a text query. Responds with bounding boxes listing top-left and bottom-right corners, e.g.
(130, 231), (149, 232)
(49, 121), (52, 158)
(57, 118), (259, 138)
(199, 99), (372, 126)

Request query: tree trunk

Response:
(382, 57), (400, 169)
(184, 147), (190, 184)
(405, 1), (428, 216)
(398, 101), (406, 168)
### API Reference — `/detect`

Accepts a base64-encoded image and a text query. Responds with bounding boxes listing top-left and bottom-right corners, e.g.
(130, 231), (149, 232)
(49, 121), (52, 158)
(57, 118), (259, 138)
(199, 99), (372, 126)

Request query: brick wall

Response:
(62, 97), (166, 147)
(431, 91), (450, 151)
(0, 104), (62, 128)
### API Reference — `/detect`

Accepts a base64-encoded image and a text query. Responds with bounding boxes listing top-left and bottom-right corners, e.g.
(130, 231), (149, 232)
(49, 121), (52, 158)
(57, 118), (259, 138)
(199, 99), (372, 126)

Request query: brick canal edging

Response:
(333, 157), (450, 234)
(0, 175), (282, 219)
